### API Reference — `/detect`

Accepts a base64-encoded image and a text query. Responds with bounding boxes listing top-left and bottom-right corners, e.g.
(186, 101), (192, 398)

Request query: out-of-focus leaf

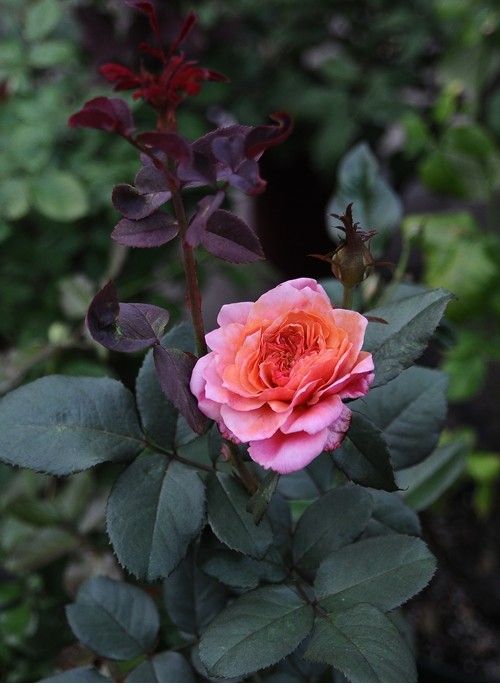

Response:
(66, 577), (159, 660)
(397, 441), (468, 511)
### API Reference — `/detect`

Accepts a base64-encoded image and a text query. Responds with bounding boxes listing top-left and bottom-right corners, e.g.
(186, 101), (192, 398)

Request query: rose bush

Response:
(0, 1), (462, 683)
(191, 277), (374, 473)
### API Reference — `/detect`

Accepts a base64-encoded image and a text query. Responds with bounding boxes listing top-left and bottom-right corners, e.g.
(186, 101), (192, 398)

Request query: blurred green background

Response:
(1, 0), (500, 682)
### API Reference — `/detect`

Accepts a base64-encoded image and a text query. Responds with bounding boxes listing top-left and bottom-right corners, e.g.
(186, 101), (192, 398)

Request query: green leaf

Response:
(314, 534), (435, 612)
(31, 170), (89, 222)
(397, 441), (468, 511)
(420, 125), (498, 201)
(66, 577), (159, 660)
(327, 142), (402, 250)
(0, 178), (30, 220)
(41, 667), (112, 683)
(278, 452), (334, 499)
(24, 0), (61, 41)
(365, 489), (421, 538)
(292, 485), (372, 570)
(207, 472), (273, 558)
(106, 452), (206, 580)
(163, 548), (226, 636)
(419, 151), (467, 198)
(201, 547), (286, 589)
(58, 274), (94, 321)
(408, 212), (496, 318)
(332, 413), (397, 490)
(444, 331), (487, 401)
(199, 584), (314, 678)
(0, 376), (144, 475)
(351, 366), (448, 469)
(126, 651), (195, 682)
(304, 604), (416, 682)
(364, 288), (453, 387)
(135, 323), (195, 451)
(29, 40), (74, 68)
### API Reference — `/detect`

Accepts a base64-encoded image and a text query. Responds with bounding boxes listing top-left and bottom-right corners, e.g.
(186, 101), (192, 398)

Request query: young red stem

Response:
(170, 178), (259, 494)
(169, 186), (208, 357)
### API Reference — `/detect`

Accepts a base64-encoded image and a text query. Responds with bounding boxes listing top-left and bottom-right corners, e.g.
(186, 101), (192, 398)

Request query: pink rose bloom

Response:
(190, 278), (374, 474)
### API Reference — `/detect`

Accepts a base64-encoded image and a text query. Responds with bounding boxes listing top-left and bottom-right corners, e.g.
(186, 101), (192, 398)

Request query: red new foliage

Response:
(100, 4), (228, 129)
(68, 96), (135, 136)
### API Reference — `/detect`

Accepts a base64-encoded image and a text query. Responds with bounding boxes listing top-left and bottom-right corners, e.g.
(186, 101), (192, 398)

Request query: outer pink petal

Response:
(217, 301), (253, 326)
(220, 403), (289, 442)
(189, 353), (222, 422)
(248, 428), (328, 474)
(205, 322), (243, 355)
(324, 405), (352, 450)
(249, 278), (332, 322)
(281, 394), (344, 435)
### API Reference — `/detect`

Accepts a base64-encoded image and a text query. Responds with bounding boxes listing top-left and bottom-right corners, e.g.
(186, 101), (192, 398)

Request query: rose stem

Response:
(170, 177), (259, 494)
(342, 285), (353, 310)
(170, 186), (208, 357)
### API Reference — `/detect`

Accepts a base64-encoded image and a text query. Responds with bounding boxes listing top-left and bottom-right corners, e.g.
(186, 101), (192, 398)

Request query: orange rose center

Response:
(258, 313), (331, 387)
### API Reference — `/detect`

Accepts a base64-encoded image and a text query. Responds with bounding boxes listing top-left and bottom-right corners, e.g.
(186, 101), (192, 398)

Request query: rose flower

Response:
(190, 278), (374, 473)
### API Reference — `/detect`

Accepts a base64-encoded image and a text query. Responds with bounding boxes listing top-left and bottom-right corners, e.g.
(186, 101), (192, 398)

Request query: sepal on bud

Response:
(310, 203), (390, 290)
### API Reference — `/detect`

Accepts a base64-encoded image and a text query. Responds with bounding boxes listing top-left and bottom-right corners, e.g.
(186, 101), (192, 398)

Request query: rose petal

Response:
(324, 405), (352, 450)
(248, 428), (328, 474)
(281, 394), (344, 435)
(217, 301), (253, 326)
(220, 403), (290, 442)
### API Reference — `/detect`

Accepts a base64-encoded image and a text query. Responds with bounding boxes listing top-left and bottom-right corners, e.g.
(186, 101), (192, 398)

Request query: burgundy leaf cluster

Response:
(100, 2), (227, 130)
(69, 0), (292, 433)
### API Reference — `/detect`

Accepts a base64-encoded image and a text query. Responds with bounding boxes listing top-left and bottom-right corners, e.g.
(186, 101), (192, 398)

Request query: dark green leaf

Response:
(292, 485), (372, 570)
(40, 667), (112, 683)
(364, 289), (453, 387)
(397, 441), (467, 511)
(106, 451), (206, 580)
(0, 376), (144, 475)
(163, 548), (226, 636)
(199, 585), (314, 678)
(278, 453), (335, 499)
(201, 547), (286, 589)
(352, 367), (447, 469)
(207, 472), (273, 558)
(315, 534), (435, 612)
(304, 604), (416, 682)
(66, 577), (159, 660)
(126, 651), (195, 682)
(365, 490), (421, 537)
(332, 413), (397, 490)
(247, 471), (280, 524)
